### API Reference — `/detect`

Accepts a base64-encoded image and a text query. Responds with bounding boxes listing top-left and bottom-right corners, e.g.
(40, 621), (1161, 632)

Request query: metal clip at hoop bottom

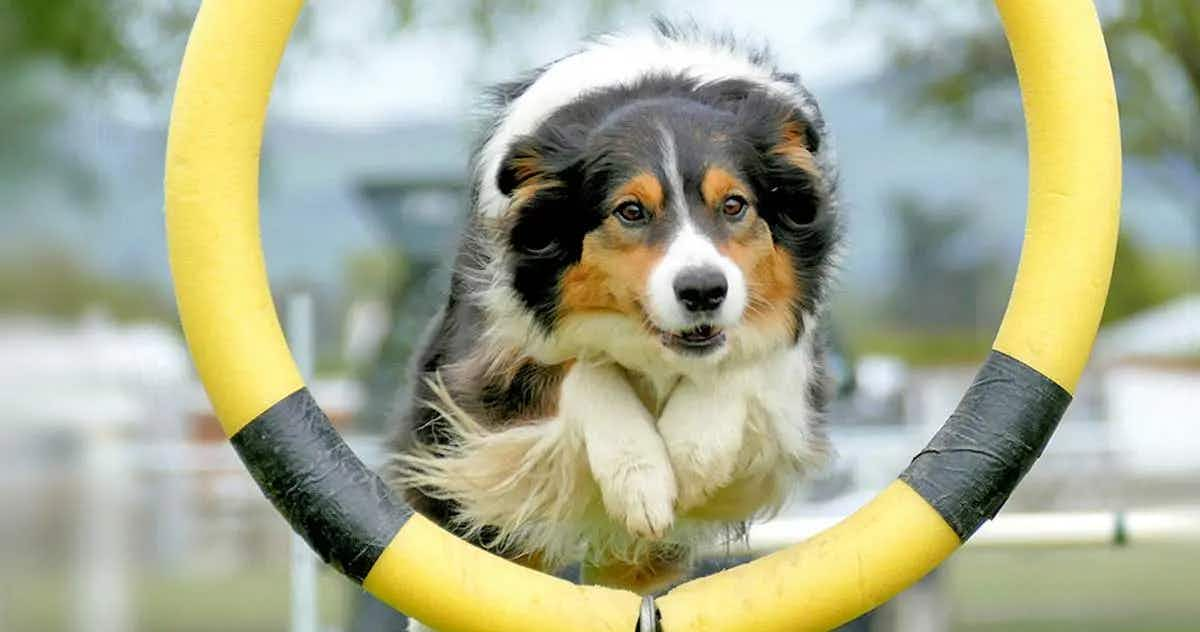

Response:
(638, 596), (661, 632)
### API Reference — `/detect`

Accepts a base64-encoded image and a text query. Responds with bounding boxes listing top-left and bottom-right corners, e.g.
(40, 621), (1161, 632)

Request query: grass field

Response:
(1, 566), (350, 632)
(948, 543), (1200, 631)
(3, 543), (1198, 631)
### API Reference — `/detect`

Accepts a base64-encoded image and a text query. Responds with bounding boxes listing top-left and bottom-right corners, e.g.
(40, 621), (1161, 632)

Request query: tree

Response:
(887, 194), (1007, 331)
(0, 0), (634, 209)
(852, 1), (1199, 170)
(0, 0), (633, 84)
(0, 0), (151, 80)
(852, 0), (1200, 322)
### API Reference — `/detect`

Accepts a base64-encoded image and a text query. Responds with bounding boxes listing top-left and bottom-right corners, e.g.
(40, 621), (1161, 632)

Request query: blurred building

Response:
(1096, 294), (1200, 477)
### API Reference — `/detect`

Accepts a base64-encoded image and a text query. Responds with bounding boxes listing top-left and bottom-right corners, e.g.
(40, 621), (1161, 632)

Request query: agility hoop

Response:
(164, 1), (1120, 629)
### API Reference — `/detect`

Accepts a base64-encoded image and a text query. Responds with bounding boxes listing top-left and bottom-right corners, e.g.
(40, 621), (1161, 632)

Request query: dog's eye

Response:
(613, 201), (649, 226)
(722, 195), (748, 220)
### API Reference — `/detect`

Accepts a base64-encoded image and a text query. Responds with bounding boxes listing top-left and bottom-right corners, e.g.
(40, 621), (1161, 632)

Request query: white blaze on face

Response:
(645, 127), (748, 333)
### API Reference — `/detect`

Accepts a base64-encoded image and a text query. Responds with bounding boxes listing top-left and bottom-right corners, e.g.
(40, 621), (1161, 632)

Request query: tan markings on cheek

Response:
(773, 119), (819, 175)
(754, 246), (800, 316)
(700, 166), (750, 208)
(560, 232), (663, 319)
(720, 223), (799, 329)
(718, 218), (770, 273)
(613, 172), (664, 211)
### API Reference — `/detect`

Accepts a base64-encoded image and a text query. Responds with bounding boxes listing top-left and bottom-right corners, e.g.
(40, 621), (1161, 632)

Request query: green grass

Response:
(2, 566), (353, 632)
(946, 544), (1200, 631)
(4, 544), (1199, 630)
(850, 329), (993, 366)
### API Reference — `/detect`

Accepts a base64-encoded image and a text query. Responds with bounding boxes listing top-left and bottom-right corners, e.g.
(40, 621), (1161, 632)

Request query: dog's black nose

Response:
(674, 267), (727, 312)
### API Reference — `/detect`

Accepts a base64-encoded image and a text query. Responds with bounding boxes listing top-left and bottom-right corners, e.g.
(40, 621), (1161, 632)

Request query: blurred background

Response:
(2, 1), (1198, 630)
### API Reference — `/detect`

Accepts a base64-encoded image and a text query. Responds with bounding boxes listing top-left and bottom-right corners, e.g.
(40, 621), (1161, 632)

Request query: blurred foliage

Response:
(855, 194), (1001, 365)
(0, 251), (173, 322)
(0, 0), (635, 92)
(1103, 232), (1197, 324)
(343, 248), (409, 300)
(1103, 1), (1200, 166)
(865, 190), (1196, 365)
(0, 0), (147, 82)
(852, 0), (1200, 167)
(887, 194), (1008, 332)
(851, 0), (1200, 221)
(854, 0), (1199, 340)
(852, 329), (992, 367)
(0, 0), (634, 211)
(856, 232), (1198, 366)
(0, 0), (182, 208)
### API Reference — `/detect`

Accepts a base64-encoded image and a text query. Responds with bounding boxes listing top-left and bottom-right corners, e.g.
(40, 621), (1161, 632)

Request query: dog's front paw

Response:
(567, 361), (678, 540)
(599, 460), (677, 540)
(658, 381), (747, 513)
(665, 434), (741, 513)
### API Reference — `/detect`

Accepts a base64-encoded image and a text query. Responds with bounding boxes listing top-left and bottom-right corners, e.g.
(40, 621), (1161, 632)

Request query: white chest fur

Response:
(395, 332), (827, 568)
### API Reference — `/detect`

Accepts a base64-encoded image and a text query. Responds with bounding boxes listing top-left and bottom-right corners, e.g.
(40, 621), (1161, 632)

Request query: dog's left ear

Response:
(743, 108), (827, 230)
(770, 113), (821, 174)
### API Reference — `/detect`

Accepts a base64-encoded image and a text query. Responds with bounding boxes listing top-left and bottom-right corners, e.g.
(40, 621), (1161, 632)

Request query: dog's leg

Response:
(562, 360), (677, 539)
(581, 541), (690, 595)
(658, 374), (749, 512)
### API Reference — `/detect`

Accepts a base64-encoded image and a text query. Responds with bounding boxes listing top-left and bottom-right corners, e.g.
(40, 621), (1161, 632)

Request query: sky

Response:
(107, 0), (965, 131)
(235, 1), (894, 128)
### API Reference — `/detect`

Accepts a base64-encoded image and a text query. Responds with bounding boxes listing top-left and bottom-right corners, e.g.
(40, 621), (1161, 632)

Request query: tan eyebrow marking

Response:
(701, 166), (751, 207)
(612, 171), (664, 210)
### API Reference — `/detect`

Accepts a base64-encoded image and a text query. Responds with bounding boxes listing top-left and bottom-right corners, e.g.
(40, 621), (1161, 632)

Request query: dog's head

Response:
(490, 78), (837, 365)
(480, 48), (838, 368)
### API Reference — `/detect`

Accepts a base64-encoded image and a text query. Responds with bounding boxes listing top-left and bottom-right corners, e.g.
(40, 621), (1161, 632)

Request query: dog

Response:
(389, 20), (840, 613)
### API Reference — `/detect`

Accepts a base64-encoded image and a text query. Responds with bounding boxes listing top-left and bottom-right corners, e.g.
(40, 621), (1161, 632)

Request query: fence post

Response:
(286, 293), (320, 632)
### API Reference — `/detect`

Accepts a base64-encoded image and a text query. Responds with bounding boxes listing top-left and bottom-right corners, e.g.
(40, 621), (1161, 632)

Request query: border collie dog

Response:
(390, 22), (839, 597)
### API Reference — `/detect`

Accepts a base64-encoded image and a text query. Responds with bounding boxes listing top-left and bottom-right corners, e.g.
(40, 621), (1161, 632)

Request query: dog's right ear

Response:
(497, 125), (584, 199)
(497, 136), (548, 197)
(495, 136), (579, 257)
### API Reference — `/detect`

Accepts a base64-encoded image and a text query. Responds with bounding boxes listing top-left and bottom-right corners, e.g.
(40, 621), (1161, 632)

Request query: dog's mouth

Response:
(660, 324), (726, 355)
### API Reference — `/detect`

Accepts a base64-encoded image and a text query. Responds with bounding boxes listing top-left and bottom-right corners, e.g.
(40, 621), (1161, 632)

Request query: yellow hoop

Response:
(164, 1), (1120, 630)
